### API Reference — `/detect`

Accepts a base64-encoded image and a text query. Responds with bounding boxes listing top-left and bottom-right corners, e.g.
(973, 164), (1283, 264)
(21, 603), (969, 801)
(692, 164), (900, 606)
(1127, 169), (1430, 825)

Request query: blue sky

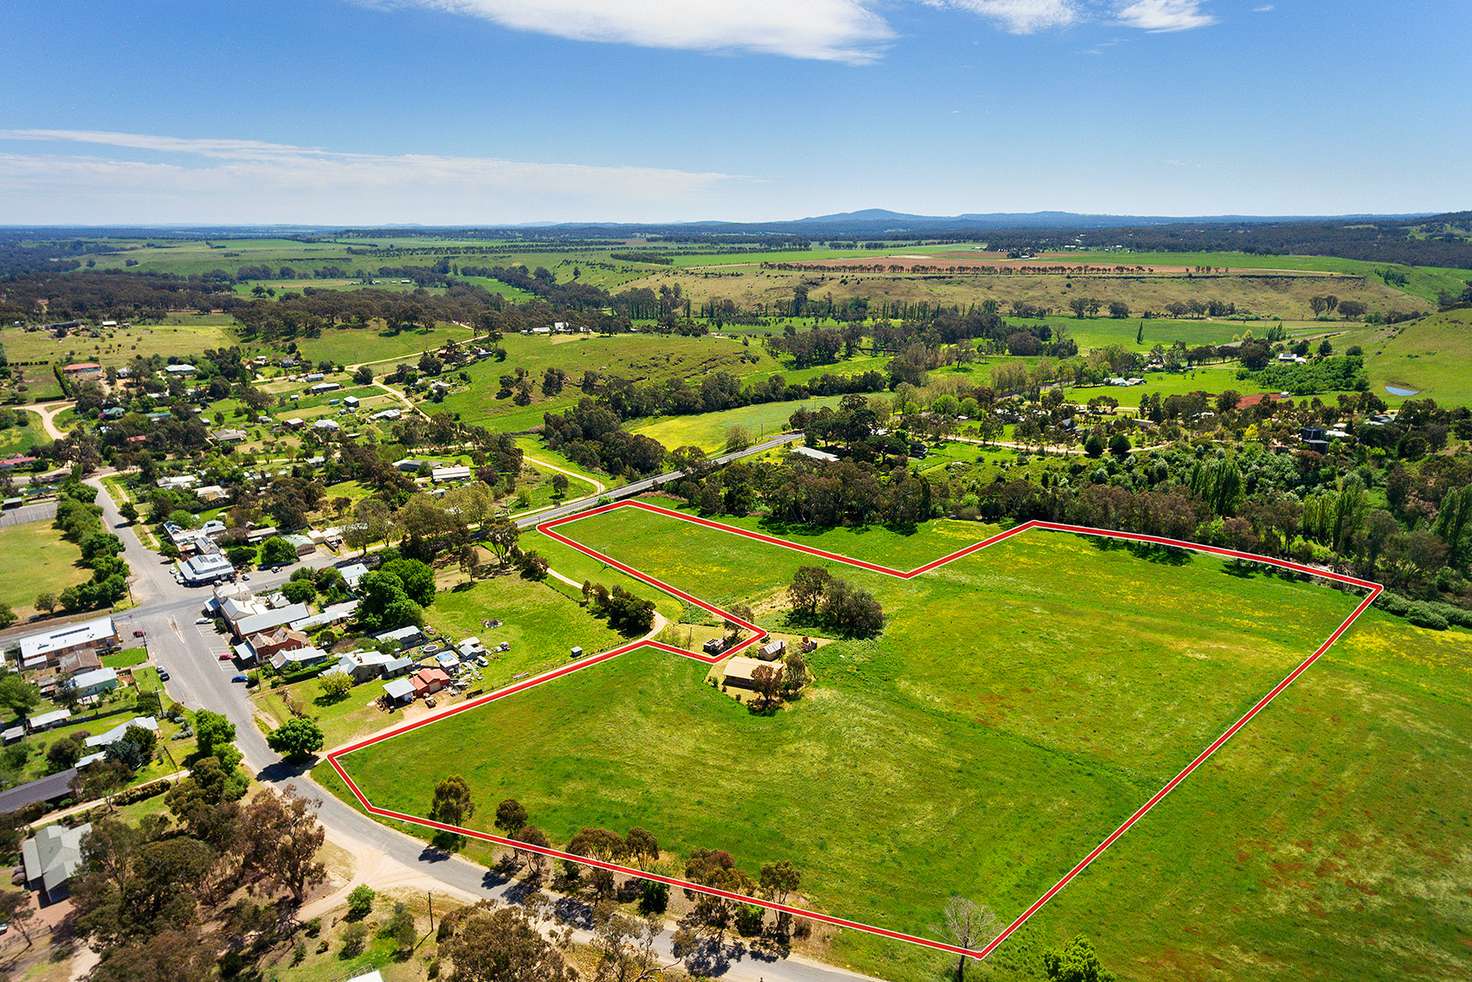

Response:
(0, 0), (1467, 224)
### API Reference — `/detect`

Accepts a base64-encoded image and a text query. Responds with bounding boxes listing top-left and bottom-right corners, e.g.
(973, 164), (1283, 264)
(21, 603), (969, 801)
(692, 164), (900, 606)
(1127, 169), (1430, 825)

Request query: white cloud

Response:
(0, 130), (745, 225)
(1115, 0), (1216, 32)
(924, 1), (1080, 34)
(375, 0), (895, 63)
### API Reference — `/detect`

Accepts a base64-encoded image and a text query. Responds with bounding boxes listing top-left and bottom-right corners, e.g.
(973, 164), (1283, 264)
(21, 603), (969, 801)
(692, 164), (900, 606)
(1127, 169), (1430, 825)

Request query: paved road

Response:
(85, 473), (871, 982)
(516, 432), (800, 529)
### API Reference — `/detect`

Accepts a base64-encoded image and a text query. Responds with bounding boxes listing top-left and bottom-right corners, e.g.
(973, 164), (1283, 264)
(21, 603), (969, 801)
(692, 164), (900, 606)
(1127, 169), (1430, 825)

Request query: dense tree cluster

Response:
(587, 367), (887, 425)
(52, 481), (130, 612)
(582, 582), (657, 635)
(64, 705), (326, 978)
(542, 399), (667, 477)
(786, 566), (885, 638)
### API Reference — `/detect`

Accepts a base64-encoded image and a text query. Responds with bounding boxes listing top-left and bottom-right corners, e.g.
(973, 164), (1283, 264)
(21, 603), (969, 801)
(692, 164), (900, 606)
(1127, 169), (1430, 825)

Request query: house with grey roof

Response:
(22, 822), (92, 903)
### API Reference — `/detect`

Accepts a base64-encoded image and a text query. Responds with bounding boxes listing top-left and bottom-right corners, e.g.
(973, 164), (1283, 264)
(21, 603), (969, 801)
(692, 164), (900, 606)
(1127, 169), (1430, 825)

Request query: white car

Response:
(194, 617), (211, 625)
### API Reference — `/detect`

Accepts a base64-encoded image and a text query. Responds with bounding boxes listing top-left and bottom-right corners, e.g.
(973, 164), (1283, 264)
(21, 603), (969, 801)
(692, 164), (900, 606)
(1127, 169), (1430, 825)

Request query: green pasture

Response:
(433, 333), (778, 432)
(0, 321), (236, 369)
(631, 395), (843, 453)
(1362, 308), (1472, 407)
(325, 504), (1459, 980)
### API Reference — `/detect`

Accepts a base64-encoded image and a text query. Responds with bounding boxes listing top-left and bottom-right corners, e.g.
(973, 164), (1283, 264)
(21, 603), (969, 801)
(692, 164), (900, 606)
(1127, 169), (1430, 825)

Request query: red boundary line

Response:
(327, 499), (1381, 962)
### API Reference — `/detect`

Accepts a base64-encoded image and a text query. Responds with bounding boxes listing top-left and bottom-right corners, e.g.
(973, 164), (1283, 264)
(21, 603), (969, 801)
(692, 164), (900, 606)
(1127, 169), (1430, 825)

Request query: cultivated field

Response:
(320, 503), (1468, 982)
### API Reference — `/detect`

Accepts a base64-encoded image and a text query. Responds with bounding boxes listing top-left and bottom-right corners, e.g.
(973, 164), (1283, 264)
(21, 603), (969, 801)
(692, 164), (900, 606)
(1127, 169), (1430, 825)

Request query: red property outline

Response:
(328, 498), (1382, 962)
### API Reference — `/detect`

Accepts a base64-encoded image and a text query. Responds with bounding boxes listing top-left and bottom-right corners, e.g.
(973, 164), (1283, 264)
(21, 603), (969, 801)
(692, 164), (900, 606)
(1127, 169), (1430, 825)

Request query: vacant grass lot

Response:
(0, 521), (89, 618)
(327, 505), (1452, 981)
(627, 266), (1425, 324)
(1055, 250), (1470, 305)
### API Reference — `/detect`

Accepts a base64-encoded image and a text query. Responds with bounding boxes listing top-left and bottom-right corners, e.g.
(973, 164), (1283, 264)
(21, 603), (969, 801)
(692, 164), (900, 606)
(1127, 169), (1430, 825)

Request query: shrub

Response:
(340, 921), (367, 958)
(346, 884), (375, 921)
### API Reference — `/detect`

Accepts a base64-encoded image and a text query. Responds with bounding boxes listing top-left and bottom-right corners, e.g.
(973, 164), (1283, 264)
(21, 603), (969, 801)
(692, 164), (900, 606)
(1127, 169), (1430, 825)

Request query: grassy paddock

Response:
(0, 521), (89, 617)
(631, 395), (843, 453)
(324, 505), (1442, 981)
(1362, 308), (1472, 406)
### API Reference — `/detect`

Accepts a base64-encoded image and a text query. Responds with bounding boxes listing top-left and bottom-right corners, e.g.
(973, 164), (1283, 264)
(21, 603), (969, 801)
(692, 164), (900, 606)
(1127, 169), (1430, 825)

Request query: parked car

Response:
(230, 674), (247, 683)
(132, 628), (146, 638)
(217, 652), (233, 661)
(158, 669), (171, 681)
(194, 617), (211, 625)
(425, 697), (437, 708)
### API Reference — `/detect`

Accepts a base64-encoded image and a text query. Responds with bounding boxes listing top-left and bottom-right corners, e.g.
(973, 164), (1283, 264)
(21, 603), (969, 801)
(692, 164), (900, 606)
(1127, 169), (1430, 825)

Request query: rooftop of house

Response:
(22, 822), (92, 896)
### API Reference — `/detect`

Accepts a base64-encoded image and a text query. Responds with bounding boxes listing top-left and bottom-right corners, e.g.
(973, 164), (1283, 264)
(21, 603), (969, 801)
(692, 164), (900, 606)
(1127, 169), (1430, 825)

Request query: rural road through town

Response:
(81, 451), (874, 982)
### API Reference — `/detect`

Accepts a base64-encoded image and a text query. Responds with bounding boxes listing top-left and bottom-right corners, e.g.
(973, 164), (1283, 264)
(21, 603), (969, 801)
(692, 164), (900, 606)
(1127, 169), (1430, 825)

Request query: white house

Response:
(67, 667), (119, 699)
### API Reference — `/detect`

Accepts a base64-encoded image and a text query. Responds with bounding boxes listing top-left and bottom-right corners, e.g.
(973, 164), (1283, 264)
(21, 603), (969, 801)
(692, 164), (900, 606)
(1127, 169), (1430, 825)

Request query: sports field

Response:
(317, 503), (1469, 981)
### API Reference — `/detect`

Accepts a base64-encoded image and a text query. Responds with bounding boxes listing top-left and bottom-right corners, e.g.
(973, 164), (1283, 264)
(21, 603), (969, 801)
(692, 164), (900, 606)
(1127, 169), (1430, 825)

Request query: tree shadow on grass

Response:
(754, 515), (923, 542)
(1086, 536), (1191, 566)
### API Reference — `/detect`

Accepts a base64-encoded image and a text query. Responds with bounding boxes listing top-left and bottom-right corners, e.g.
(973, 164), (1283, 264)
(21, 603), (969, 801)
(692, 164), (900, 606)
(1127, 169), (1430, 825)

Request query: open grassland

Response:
(1039, 315), (1326, 352)
(1066, 364), (1272, 408)
(631, 395), (843, 453)
(0, 321), (237, 369)
(432, 333), (779, 432)
(324, 505), (1459, 981)
(0, 521), (89, 618)
(283, 322), (479, 366)
(1362, 308), (1472, 407)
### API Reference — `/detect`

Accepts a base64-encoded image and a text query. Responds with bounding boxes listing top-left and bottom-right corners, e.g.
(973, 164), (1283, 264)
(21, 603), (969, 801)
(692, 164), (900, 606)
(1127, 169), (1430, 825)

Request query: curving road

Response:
(84, 458), (871, 982)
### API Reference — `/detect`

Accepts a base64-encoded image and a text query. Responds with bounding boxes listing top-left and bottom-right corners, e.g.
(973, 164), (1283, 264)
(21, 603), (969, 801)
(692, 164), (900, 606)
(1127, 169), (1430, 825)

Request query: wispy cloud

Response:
(1115, 0), (1216, 32)
(924, 1), (1080, 35)
(0, 130), (745, 225)
(1253, 4), (1274, 11)
(372, 1), (1215, 63)
(371, 0), (895, 64)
